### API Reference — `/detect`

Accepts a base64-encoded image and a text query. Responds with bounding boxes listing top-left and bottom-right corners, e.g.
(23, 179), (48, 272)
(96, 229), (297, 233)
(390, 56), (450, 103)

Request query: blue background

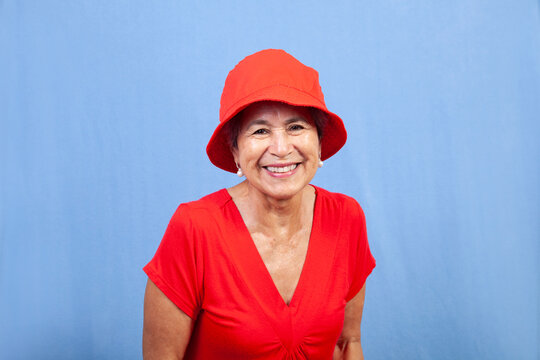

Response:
(1, 1), (539, 359)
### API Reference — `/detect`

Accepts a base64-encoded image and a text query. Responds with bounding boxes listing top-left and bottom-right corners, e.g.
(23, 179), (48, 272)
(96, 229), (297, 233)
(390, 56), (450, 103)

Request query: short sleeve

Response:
(143, 204), (204, 319)
(345, 201), (376, 302)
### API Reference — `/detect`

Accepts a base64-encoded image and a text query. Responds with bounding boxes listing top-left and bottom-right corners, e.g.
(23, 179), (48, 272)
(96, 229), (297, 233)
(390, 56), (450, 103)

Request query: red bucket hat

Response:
(206, 49), (347, 173)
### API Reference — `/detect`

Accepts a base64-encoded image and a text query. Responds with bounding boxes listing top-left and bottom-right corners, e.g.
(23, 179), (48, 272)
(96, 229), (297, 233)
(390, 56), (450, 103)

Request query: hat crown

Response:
(220, 49), (326, 123)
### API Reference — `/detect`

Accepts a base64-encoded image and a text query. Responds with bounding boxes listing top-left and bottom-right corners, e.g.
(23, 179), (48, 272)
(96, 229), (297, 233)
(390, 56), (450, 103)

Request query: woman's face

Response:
(232, 101), (321, 201)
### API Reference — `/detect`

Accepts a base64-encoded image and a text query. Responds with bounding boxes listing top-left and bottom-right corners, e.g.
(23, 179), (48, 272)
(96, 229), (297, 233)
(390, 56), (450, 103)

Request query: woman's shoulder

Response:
(169, 188), (232, 225)
(313, 185), (365, 216)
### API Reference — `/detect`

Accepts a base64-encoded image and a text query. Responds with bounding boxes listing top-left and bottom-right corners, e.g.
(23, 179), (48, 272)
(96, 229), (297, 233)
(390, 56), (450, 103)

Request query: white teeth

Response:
(266, 164), (298, 173)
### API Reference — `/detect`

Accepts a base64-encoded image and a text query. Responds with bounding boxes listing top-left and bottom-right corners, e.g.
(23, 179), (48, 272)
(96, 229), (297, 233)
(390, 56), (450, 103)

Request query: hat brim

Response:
(206, 84), (347, 173)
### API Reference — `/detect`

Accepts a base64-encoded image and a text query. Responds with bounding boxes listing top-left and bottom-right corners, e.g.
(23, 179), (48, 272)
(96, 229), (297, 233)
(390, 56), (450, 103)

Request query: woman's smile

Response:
(263, 163), (299, 176)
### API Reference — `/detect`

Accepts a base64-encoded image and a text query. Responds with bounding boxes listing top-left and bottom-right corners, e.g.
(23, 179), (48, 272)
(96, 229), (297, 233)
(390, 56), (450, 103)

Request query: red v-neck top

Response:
(144, 186), (375, 359)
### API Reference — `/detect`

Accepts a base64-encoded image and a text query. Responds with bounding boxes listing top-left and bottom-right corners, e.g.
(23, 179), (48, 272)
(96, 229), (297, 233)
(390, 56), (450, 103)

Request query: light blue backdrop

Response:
(1, 1), (538, 359)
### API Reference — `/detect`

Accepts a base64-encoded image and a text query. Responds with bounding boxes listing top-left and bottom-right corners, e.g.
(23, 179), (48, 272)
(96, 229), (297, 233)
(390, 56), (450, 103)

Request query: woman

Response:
(143, 49), (375, 359)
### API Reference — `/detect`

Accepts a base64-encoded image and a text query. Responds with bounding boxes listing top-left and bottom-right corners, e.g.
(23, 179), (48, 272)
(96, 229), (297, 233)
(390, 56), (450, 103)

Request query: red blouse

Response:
(144, 186), (375, 359)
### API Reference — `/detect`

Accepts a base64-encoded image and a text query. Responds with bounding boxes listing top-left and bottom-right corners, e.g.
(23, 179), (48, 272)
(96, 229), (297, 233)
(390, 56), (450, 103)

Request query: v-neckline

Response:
(224, 185), (320, 309)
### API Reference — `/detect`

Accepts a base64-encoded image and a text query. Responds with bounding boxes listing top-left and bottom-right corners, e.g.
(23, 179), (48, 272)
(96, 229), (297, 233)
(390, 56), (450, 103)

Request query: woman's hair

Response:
(224, 105), (329, 150)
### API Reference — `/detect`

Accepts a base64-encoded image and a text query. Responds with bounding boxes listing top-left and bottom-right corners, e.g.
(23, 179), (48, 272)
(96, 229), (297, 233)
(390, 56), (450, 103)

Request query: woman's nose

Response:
(269, 130), (293, 157)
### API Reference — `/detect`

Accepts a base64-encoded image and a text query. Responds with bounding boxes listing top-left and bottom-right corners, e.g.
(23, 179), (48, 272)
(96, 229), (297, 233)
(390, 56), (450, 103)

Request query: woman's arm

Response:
(143, 279), (195, 360)
(333, 284), (367, 360)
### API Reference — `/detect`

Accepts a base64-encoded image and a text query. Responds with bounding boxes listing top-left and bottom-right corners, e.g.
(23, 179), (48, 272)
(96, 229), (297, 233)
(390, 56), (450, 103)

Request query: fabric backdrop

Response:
(1, 1), (538, 359)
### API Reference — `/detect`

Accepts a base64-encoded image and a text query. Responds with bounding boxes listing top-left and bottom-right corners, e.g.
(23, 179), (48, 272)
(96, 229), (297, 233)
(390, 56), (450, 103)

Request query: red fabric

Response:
(143, 186), (375, 359)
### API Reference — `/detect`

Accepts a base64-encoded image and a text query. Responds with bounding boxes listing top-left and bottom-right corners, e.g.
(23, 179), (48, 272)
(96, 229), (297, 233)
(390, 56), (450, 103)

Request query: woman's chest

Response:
(250, 229), (310, 305)
(200, 223), (350, 326)
(192, 227), (350, 359)
(190, 198), (357, 358)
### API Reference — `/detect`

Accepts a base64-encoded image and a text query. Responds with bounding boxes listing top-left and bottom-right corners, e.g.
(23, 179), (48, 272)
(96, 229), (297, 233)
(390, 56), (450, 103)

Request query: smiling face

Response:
(231, 101), (321, 201)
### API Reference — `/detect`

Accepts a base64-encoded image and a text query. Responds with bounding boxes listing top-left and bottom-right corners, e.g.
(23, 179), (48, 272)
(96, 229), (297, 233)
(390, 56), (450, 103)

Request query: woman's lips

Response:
(263, 163), (300, 177)
(265, 164), (298, 173)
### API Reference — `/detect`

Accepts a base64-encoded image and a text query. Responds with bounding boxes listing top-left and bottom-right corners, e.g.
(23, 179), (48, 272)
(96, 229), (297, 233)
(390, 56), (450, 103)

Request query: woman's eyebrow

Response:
(246, 119), (270, 127)
(245, 116), (310, 129)
(284, 117), (310, 125)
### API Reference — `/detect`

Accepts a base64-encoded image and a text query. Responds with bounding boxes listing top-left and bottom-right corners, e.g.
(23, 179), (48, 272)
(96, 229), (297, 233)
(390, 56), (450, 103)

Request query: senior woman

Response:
(143, 49), (375, 359)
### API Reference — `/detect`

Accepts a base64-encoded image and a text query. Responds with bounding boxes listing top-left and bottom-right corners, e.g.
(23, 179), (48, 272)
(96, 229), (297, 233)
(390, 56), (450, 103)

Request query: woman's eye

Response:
(253, 128), (268, 135)
(289, 124), (305, 131)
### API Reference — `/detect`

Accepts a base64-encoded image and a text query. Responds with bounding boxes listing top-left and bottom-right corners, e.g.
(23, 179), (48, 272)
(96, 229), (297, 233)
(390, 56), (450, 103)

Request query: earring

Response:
(236, 163), (244, 177)
(318, 159), (324, 168)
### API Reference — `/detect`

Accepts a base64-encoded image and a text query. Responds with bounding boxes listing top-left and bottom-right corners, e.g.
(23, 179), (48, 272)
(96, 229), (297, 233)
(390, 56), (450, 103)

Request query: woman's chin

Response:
(251, 181), (309, 202)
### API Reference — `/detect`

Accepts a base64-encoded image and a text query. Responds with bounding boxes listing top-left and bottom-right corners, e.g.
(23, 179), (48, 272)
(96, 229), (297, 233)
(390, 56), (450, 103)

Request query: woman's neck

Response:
(228, 181), (315, 239)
